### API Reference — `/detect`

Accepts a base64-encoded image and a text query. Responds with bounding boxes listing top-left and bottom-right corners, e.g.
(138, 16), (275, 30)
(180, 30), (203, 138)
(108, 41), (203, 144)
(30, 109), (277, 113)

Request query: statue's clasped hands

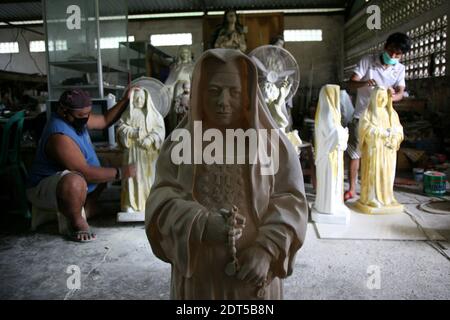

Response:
(203, 206), (245, 245)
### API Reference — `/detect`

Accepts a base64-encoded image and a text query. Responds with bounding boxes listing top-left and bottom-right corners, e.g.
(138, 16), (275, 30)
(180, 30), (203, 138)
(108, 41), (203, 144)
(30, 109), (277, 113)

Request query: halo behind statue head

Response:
(249, 45), (300, 102)
(130, 77), (170, 117)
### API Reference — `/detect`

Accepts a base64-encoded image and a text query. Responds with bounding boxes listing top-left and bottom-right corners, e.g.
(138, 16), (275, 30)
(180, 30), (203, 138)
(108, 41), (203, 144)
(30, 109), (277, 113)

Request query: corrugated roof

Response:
(0, 0), (350, 22)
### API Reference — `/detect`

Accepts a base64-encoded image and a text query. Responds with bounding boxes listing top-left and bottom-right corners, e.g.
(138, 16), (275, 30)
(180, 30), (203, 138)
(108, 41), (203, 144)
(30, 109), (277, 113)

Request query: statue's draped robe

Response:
(313, 85), (349, 215)
(358, 88), (403, 208)
(145, 49), (308, 300)
(117, 89), (165, 212)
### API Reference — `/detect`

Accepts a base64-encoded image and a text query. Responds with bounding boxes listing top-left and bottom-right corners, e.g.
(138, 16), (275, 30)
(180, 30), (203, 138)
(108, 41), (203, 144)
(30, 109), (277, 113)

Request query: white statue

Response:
(165, 45), (194, 102)
(165, 46), (194, 131)
(355, 87), (404, 214)
(117, 87), (165, 221)
(262, 78), (302, 154)
(312, 85), (350, 225)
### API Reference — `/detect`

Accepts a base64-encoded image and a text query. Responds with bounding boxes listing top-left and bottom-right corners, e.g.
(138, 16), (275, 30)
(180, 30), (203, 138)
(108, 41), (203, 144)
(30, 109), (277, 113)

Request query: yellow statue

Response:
(117, 88), (165, 220)
(354, 87), (404, 214)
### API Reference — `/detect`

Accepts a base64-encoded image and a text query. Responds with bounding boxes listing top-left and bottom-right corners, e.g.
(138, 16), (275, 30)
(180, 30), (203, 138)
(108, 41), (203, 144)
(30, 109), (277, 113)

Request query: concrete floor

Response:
(0, 184), (449, 300)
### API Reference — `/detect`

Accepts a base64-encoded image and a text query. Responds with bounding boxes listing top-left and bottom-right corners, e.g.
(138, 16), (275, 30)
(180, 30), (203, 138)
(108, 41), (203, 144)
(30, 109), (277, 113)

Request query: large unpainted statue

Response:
(312, 85), (350, 225)
(355, 87), (404, 214)
(145, 49), (308, 299)
(117, 87), (165, 221)
(213, 10), (247, 52)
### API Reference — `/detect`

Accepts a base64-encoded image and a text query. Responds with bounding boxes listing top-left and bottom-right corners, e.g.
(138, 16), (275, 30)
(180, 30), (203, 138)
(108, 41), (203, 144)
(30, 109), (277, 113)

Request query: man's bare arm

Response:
(46, 134), (117, 183)
(347, 73), (378, 92)
(87, 96), (129, 130)
(391, 86), (405, 102)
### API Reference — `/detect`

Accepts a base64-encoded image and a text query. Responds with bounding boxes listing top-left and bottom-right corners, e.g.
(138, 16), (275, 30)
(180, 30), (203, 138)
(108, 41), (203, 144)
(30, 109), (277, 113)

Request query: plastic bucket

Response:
(423, 171), (447, 196)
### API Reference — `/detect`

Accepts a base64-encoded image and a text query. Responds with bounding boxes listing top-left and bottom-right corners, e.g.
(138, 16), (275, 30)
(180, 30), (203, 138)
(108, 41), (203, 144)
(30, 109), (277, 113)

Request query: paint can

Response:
(423, 171), (447, 196)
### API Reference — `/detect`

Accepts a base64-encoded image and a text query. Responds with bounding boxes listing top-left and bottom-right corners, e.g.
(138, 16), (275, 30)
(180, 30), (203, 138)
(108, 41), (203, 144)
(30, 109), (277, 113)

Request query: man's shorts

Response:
(26, 170), (84, 210)
(346, 118), (361, 160)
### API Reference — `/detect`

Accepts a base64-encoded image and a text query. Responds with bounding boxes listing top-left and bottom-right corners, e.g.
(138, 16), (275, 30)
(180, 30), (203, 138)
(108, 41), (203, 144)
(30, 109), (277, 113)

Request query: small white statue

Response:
(355, 87), (404, 214)
(117, 87), (165, 221)
(165, 45), (194, 102)
(262, 78), (302, 154)
(173, 80), (190, 125)
(312, 85), (350, 225)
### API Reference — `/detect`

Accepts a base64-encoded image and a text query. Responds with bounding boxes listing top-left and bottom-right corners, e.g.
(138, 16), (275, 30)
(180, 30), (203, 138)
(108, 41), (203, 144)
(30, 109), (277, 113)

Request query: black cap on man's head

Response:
(59, 89), (91, 110)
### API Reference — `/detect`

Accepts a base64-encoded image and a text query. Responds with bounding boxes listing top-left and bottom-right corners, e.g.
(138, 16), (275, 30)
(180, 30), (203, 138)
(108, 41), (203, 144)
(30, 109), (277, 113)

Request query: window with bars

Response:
(150, 33), (192, 46)
(284, 29), (323, 42)
(0, 42), (19, 54)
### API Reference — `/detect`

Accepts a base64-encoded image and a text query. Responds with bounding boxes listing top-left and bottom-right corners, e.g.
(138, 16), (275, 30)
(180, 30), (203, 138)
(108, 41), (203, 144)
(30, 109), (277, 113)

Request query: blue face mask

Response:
(382, 51), (399, 65)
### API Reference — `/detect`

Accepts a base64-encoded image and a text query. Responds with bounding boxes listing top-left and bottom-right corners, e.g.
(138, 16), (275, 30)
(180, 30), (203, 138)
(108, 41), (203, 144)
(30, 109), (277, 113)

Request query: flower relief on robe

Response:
(311, 85), (350, 225)
(116, 87), (165, 219)
(145, 49), (309, 300)
(355, 87), (404, 215)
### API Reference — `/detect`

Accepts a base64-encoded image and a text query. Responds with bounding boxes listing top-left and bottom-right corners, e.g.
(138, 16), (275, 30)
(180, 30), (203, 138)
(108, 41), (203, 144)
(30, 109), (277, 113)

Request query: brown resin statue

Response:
(145, 49), (308, 299)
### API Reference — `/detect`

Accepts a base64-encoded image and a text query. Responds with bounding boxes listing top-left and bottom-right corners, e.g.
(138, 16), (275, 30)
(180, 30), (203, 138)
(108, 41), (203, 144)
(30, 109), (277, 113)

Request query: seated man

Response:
(27, 89), (136, 242)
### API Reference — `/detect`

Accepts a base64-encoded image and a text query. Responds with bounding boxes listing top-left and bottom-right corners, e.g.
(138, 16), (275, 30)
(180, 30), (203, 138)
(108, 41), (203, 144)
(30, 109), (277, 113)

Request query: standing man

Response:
(27, 89), (136, 242)
(345, 32), (411, 201)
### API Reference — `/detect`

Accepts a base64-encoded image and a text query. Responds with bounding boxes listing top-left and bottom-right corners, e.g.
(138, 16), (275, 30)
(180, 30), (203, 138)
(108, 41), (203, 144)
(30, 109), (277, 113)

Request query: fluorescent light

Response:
(150, 33), (192, 46)
(207, 11), (225, 16)
(129, 12), (204, 20)
(5, 20), (43, 25)
(284, 29), (323, 42)
(207, 8), (345, 15)
(0, 42), (19, 54)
